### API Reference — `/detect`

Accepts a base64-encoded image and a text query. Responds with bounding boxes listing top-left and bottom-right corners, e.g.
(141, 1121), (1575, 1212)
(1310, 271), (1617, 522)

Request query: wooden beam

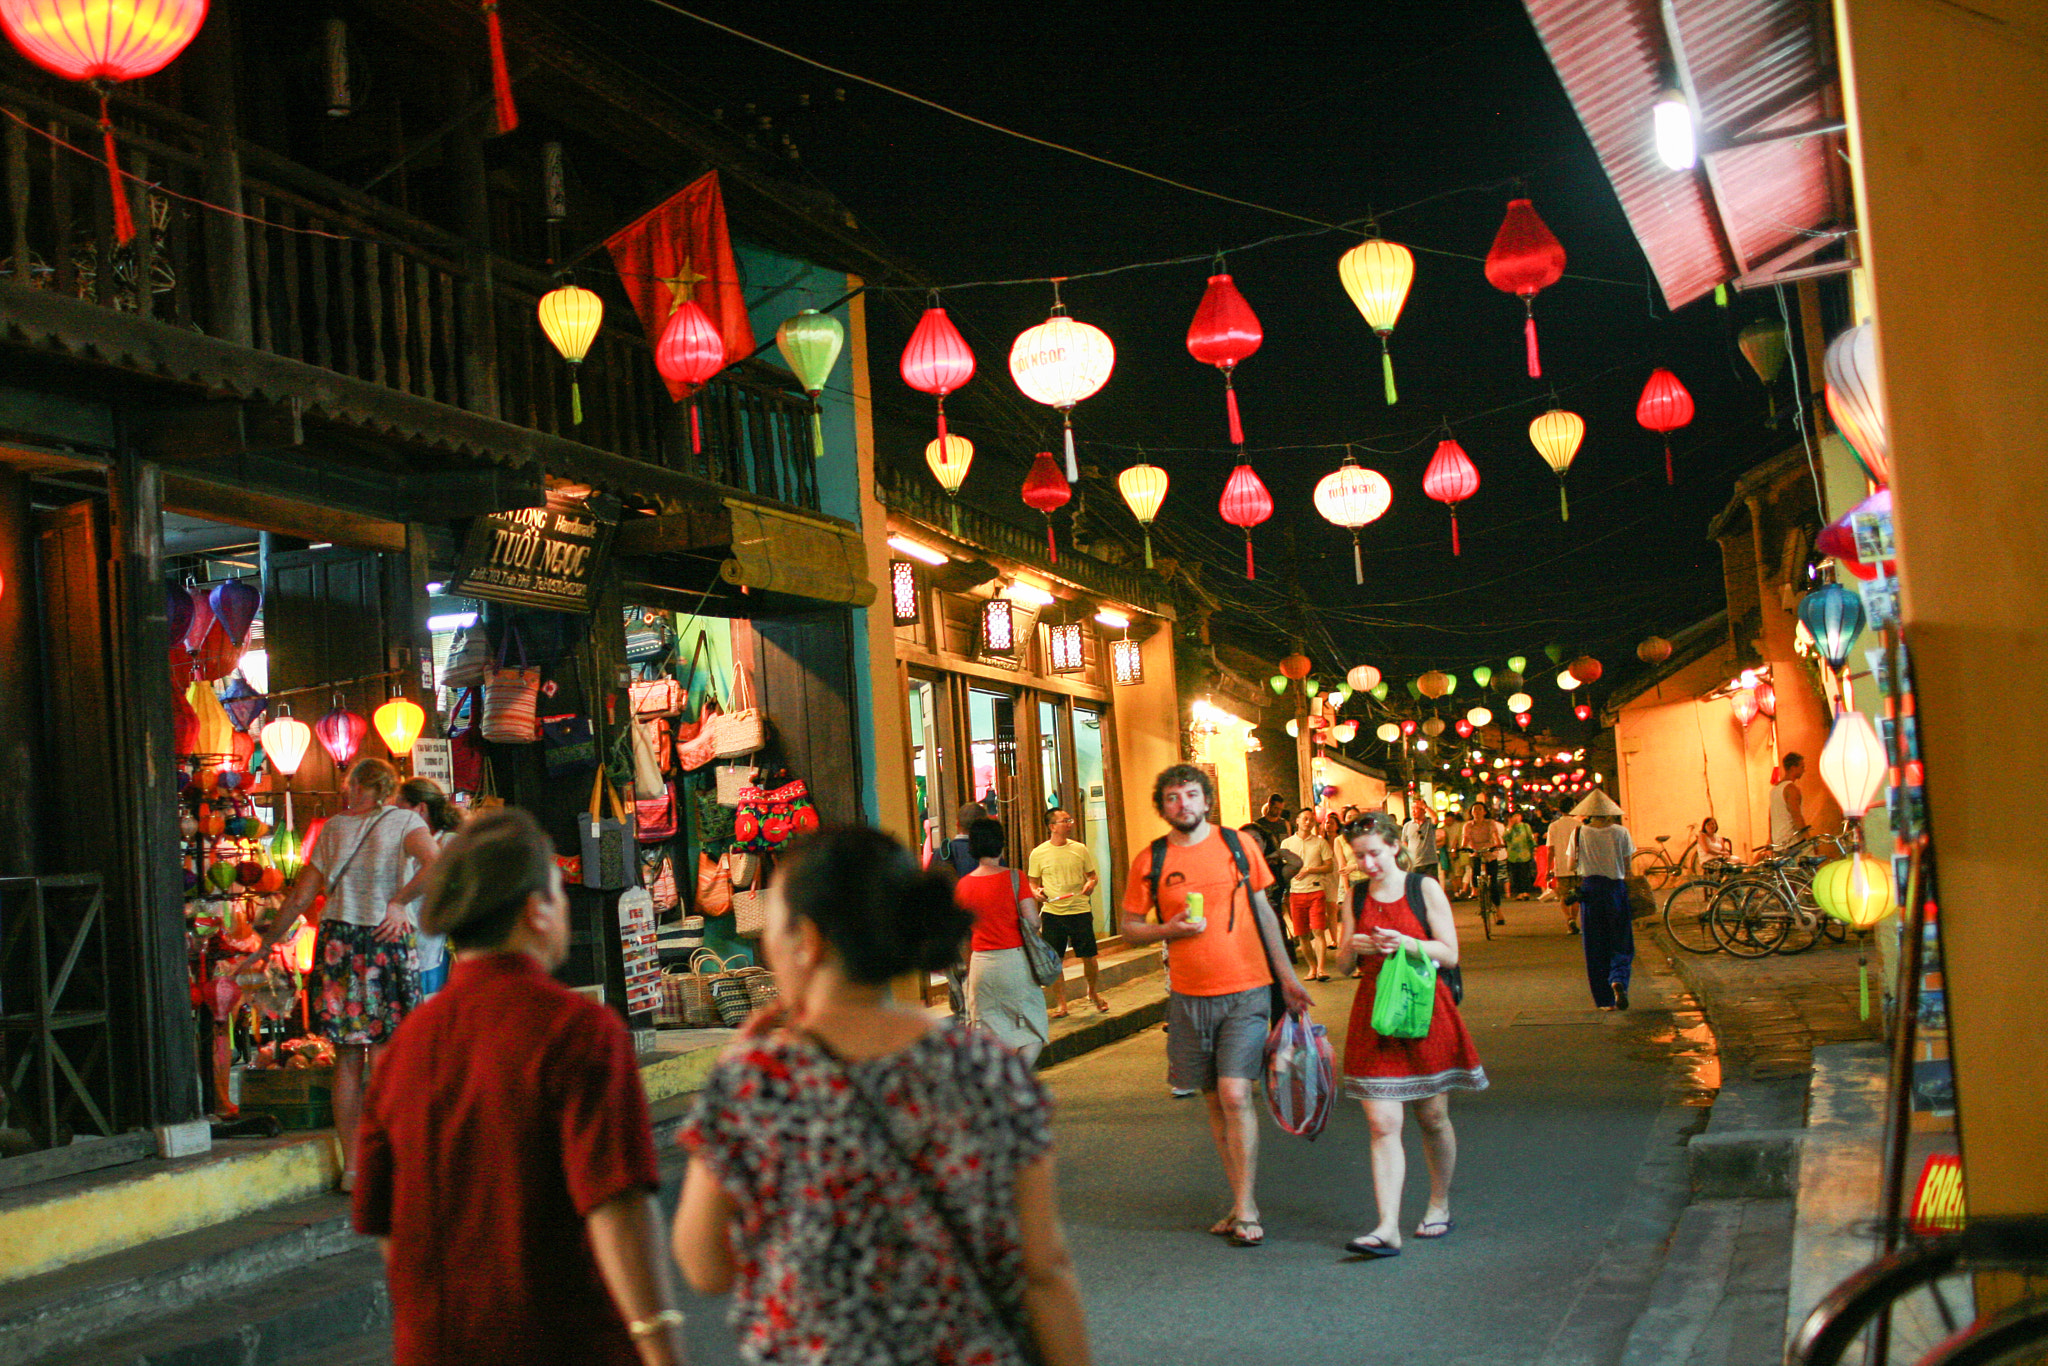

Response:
(131, 400), (304, 466)
(611, 503), (734, 555)
(160, 473), (407, 552)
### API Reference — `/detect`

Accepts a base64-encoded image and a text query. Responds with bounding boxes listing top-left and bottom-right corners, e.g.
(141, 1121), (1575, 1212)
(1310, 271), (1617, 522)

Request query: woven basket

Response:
(710, 971), (752, 1027)
(740, 966), (780, 1013)
(732, 887), (766, 938)
(679, 949), (727, 1028)
(656, 973), (689, 1027)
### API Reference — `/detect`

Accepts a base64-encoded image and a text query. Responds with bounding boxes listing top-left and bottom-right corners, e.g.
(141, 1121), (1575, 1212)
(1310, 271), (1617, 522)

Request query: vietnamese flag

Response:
(605, 170), (756, 401)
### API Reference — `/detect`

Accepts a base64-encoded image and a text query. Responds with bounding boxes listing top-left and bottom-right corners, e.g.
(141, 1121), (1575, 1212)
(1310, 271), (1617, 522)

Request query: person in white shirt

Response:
(1545, 808), (1583, 933)
(1324, 810), (1359, 954)
(1768, 753), (1808, 851)
(1280, 809), (1335, 981)
(1568, 791), (1636, 1010)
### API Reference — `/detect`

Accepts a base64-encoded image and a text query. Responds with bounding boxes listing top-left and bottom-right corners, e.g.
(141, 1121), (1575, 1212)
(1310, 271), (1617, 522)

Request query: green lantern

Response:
(1305, 677), (1321, 696)
(1371, 682), (1390, 701)
(1472, 665), (1492, 688)
(1334, 683), (1353, 704)
(1544, 643), (1565, 663)
(1507, 655), (1528, 674)
(775, 308), (846, 459)
(1269, 675), (1289, 695)
(1405, 678), (1422, 699)
(268, 825), (303, 881)
(1441, 673), (1458, 696)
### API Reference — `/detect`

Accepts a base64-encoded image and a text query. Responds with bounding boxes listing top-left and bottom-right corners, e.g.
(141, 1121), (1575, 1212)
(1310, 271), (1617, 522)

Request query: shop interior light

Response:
(238, 649), (269, 695)
(1094, 608), (1132, 629)
(1008, 581), (1057, 608)
(889, 560), (920, 625)
(1048, 621), (1086, 674)
(1653, 88), (1697, 170)
(427, 612), (479, 633)
(1111, 637), (1144, 685)
(887, 534), (950, 566)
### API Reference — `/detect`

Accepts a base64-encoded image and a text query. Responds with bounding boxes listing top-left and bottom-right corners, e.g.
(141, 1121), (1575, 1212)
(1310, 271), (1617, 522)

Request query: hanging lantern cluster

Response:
(1009, 285), (1114, 481)
(1312, 455), (1392, 584)
(1185, 265), (1262, 445)
(1528, 408), (1585, 521)
(1636, 368), (1694, 484)
(1483, 198), (1566, 378)
(1338, 237), (1416, 403)
(1020, 453), (1071, 563)
(1422, 437), (1480, 556)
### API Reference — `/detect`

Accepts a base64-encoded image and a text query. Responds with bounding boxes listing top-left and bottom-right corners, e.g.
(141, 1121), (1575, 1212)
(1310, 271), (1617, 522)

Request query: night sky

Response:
(606, 0), (1800, 736)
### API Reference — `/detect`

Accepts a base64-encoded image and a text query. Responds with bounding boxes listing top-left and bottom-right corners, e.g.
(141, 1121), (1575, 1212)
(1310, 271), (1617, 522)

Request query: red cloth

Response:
(1342, 890), (1486, 1087)
(1535, 844), (1553, 887)
(957, 868), (1025, 952)
(604, 170), (756, 401)
(354, 953), (659, 1366)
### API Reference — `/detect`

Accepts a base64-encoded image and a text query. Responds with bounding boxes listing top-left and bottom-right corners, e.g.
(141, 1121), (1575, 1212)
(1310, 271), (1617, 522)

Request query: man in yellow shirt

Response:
(1028, 808), (1106, 1016)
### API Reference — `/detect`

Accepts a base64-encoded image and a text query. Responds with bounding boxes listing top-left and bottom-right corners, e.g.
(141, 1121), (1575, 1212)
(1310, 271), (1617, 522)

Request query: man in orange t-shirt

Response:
(1122, 764), (1311, 1249)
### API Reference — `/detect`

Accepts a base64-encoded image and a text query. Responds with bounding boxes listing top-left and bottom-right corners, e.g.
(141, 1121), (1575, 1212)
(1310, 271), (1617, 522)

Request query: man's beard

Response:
(1167, 808), (1206, 833)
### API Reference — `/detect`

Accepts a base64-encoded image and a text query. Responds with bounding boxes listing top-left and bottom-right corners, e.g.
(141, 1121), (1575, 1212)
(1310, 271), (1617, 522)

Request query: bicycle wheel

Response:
(1631, 848), (1678, 890)
(1709, 879), (1791, 957)
(1789, 1237), (1979, 1366)
(1661, 878), (1723, 954)
(1923, 1297), (2048, 1366)
(1777, 901), (1824, 955)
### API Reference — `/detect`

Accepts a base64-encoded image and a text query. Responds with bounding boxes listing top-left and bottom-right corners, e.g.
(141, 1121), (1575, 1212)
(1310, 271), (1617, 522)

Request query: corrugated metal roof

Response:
(1524, 0), (1851, 309)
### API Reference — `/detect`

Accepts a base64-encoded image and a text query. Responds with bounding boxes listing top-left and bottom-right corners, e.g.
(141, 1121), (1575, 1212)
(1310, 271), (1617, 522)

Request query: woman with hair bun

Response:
(672, 825), (1092, 1366)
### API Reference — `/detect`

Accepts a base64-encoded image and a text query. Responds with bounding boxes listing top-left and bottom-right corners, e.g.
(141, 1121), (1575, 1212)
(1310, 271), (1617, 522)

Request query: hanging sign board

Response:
(617, 886), (662, 1017)
(410, 738), (454, 790)
(447, 494), (617, 613)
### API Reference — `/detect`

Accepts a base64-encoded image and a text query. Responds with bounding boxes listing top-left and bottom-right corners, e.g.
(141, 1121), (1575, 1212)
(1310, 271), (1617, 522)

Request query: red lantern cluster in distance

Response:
(1185, 270), (1263, 445)
(1020, 453), (1071, 563)
(1219, 464), (1273, 580)
(900, 304), (976, 442)
(1484, 199), (1566, 378)
(1422, 438), (1480, 556)
(1636, 369), (1695, 485)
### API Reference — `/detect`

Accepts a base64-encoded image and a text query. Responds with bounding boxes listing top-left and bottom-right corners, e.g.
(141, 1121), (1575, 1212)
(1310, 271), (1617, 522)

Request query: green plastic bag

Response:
(1370, 941), (1438, 1039)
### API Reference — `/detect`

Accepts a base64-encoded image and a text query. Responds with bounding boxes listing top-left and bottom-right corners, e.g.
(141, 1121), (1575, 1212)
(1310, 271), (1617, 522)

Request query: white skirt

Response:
(966, 947), (1049, 1065)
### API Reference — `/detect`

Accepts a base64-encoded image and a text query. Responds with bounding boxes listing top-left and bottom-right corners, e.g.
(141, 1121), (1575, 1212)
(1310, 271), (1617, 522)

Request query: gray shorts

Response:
(1166, 986), (1271, 1092)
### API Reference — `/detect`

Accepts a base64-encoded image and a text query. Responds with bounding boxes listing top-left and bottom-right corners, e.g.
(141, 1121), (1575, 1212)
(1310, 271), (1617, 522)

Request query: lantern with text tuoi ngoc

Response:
(1185, 267), (1262, 445)
(1338, 237), (1416, 403)
(0, 0), (208, 245)
(1636, 368), (1695, 485)
(1528, 408), (1586, 521)
(1825, 322), (1890, 485)
(654, 297), (727, 454)
(537, 285), (604, 424)
(900, 300), (976, 443)
(1219, 464), (1273, 580)
(1423, 437), (1480, 556)
(1484, 198), (1566, 378)
(1313, 456), (1393, 584)
(1010, 288), (1114, 481)
(1021, 453), (1071, 563)
(1117, 462), (1169, 569)
(925, 434), (974, 534)
(776, 308), (845, 459)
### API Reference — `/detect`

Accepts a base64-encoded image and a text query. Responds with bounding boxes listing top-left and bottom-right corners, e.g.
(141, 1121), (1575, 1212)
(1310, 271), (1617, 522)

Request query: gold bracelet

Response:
(627, 1309), (684, 1339)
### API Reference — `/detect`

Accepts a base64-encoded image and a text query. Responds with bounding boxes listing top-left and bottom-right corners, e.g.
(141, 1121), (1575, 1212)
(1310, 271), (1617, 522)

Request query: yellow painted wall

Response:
(1615, 645), (1750, 856)
(848, 282), (914, 843)
(1113, 628), (1183, 879)
(1837, 0), (2048, 1214)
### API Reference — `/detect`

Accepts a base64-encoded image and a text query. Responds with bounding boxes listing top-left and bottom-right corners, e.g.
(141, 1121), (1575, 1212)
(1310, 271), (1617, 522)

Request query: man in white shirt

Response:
(1401, 807), (1440, 881)
(1768, 753), (1808, 851)
(1569, 791), (1636, 1011)
(1279, 810), (1335, 981)
(1545, 807), (1583, 933)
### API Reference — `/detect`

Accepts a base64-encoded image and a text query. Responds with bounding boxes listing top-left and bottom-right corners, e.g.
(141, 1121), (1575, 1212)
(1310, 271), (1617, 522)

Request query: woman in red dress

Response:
(1335, 811), (1488, 1259)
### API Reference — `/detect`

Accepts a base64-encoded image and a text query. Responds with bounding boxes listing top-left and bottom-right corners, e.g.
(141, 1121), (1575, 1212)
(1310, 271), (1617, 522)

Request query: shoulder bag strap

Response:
(1403, 871), (1433, 943)
(1146, 836), (1169, 911)
(1218, 826), (1254, 933)
(321, 807), (398, 901)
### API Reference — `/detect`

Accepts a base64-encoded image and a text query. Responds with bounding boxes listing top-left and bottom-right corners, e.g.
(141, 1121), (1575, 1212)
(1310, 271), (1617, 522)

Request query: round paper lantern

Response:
(1638, 636), (1673, 665)
(1812, 854), (1896, 930)
(1819, 710), (1889, 818)
(1557, 670), (1580, 691)
(1636, 368), (1695, 485)
(1117, 462), (1169, 569)
(1020, 452), (1072, 563)
(1279, 653), (1313, 680)
(926, 433), (974, 497)
(776, 308), (845, 457)
(1568, 656), (1602, 685)
(900, 303), (976, 442)
(1507, 692), (1533, 714)
(261, 709), (313, 778)
(1729, 688), (1759, 728)
(1219, 464), (1273, 579)
(1010, 302), (1115, 481)
(1755, 681), (1778, 718)
(1421, 716), (1445, 738)
(1483, 198), (1566, 378)
(1337, 237), (1416, 403)
(1346, 665), (1382, 693)
(537, 284), (603, 424)
(1376, 722), (1401, 743)
(373, 696), (426, 758)
(1332, 720), (1359, 744)
(1417, 670), (1450, 699)
(1422, 437), (1480, 556)
(1313, 458), (1393, 583)
(1494, 669), (1524, 692)
(1824, 322), (1889, 485)
(315, 705), (368, 768)
(1528, 408), (1586, 521)
(209, 579), (260, 648)
(655, 298), (727, 453)
(1467, 707), (1493, 727)
(1798, 584), (1865, 670)
(1285, 719), (1300, 738)
(1185, 271), (1262, 444)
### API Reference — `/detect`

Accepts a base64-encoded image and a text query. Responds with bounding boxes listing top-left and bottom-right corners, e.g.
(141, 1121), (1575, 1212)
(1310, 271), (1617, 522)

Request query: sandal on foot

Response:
(1345, 1234), (1400, 1258)
(1050, 1007), (1070, 1019)
(1091, 995), (1111, 1013)
(1414, 1217), (1454, 1239)
(1227, 1218), (1265, 1248)
(1208, 1214), (1236, 1237)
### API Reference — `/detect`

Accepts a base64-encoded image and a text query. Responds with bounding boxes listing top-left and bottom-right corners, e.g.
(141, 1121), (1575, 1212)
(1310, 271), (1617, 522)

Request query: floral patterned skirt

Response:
(315, 920), (418, 1047)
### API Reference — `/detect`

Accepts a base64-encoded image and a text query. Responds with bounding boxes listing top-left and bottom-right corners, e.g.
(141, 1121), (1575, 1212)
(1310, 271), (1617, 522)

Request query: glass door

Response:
(906, 675), (944, 860)
(1072, 704), (1117, 935)
(967, 686), (1019, 862)
(1037, 698), (1069, 839)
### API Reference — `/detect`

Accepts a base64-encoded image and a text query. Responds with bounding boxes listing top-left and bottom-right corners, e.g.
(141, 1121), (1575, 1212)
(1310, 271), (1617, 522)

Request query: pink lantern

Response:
(655, 298), (727, 454)
(1185, 270), (1263, 445)
(1483, 199), (1566, 377)
(1218, 464), (1273, 580)
(900, 303), (976, 442)
(1730, 688), (1759, 728)
(315, 704), (368, 768)
(1636, 368), (1695, 485)
(1422, 438), (1481, 556)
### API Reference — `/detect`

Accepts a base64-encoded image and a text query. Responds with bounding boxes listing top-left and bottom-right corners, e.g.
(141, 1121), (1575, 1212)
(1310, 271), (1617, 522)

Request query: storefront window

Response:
(1073, 705), (1115, 933)
(967, 687), (1016, 853)
(1038, 698), (1066, 828)
(907, 677), (940, 850)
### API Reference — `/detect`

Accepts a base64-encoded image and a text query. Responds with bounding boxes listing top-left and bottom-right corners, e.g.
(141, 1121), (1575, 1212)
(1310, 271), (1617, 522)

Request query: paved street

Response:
(674, 899), (1708, 1366)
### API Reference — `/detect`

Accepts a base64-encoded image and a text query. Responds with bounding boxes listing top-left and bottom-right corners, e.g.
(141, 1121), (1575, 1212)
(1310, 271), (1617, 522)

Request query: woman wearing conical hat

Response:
(1568, 791), (1636, 1010)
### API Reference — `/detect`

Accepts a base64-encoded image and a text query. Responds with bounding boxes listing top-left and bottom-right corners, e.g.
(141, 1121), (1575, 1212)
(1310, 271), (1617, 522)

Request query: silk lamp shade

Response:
(1279, 653), (1312, 680)
(1507, 692), (1533, 714)
(1377, 723), (1401, 743)
(1824, 323), (1890, 485)
(655, 298), (727, 453)
(537, 285), (604, 424)
(1417, 670), (1450, 699)
(1467, 707), (1493, 727)
(1346, 665), (1382, 693)
(1422, 438), (1481, 556)
(1471, 665), (1493, 688)
(1730, 688), (1759, 728)
(315, 705), (369, 767)
(1528, 408), (1586, 521)
(1020, 452), (1072, 562)
(1117, 463), (1169, 569)
(1813, 854), (1896, 930)
(1820, 710), (1889, 817)
(1219, 464), (1273, 579)
(261, 710), (313, 777)
(1312, 459), (1393, 583)
(1455, 719), (1474, 737)
(1798, 584), (1865, 670)
(1010, 307), (1115, 480)
(1337, 238), (1416, 403)
(1638, 637), (1673, 665)
(373, 696), (426, 758)
(209, 579), (261, 647)
(900, 305), (976, 441)
(776, 308), (845, 460)
(1635, 368), (1695, 484)
(1185, 272), (1263, 445)
(1483, 199), (1566, 378)
(1568, 656), (1602, 685)
(925, 435), (974, 531)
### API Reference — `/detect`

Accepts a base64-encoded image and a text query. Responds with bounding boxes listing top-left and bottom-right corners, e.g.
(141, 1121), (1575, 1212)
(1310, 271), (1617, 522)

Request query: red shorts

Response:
(1287, 890), (1328, 936)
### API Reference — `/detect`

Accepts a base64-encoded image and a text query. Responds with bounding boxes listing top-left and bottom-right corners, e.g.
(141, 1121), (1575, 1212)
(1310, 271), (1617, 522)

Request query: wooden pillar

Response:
(0, 469), (39, 876)
(448, 73), (501, 419)
(191, 3), (252, 348)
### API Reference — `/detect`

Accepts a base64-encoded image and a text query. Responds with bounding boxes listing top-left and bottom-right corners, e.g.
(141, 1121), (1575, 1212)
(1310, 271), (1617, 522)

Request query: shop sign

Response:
(411, 738), (453, 790)
(447, 494), (616, 613)
(1909, 1153), (1965, 1235)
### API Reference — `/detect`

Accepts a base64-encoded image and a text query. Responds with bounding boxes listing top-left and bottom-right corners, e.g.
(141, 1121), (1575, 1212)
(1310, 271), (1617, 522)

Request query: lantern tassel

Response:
(1243, 531), (1256, 581)
(1450, 510), (1462, 557)
(570, 374), (583, 426)
(1045, 517), (1058, 564)
(98, 95), (136, 246)
(690, 400), (702, 454)
(935, 397), (948, 443)
(1351, 536), (1363, 586)
(1665, 438), (1674, 485)
(1142, 530), (1154, 570)
(1524, 305), (1541, 379)
(1063, 421), (1078, 482)
(1858, 936), (1870, 1020)
(484, 2), (518, 135)
(1559, 480), (1569, 523)
(810, 404), (825, 460)
(1224, 378), (1244, 446)
(1381, 343), (1398, 405)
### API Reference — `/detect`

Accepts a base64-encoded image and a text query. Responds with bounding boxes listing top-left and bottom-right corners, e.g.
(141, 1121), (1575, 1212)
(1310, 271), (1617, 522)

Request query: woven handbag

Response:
(644, 851), (680, 912)
(481, 628), (541, 744)
(712, 662), (766, 758)
(442, 621), (492, 688)
(540, 713), (598, 777)
(655, 973), (687, 1026)
(630, 675), (682, 720)
(695, 850), (732, 916)
(732, 884), (767, 938)
(693, 784), (737, 848)
(714, 763), (756, 807)
(739, 966), (780, 1013)
(709, 959), (752, 1027)
(679, 949), (726, 1028)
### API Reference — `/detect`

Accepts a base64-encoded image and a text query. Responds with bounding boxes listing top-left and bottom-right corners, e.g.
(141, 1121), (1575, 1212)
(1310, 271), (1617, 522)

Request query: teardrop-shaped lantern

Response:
(1020, 453), (1072, 563)
(1824, 322), (1889, 486)
(655, 298), (727, 454)
(1117, 462), (1169, 569)
(209, 578), (261, 647)
(1798, 584), (1865, 670)
(373, 696), (426, 758)
(1218, 464), (1273, 580)
(1738, 319), (1788, 417)
(1185, 271), (1263, 445)
(926, 434), (974, 535)
(1528, 408), (1586, 521)
(1636, 368), (1695, 484)
(901, 303), (976, 442)
(1483, 199), (1567, 378)
(1422, 437), (1480, 556)
(537, 284), (604, 424)
(776, 308), (845, 460)
(1312, 457), (1393, 583)
(1730, 688), (1760, 728)
(261, 708), (314, 778)
(315, 704), (369, 769)
(184, 581), (216, 653)
(1338, 237), (1416, 403)
(1010, 294), (1115, 481)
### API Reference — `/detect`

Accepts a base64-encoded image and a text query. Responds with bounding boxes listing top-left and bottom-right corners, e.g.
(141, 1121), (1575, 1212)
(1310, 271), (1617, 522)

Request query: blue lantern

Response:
(1799, 584), (1865, 670)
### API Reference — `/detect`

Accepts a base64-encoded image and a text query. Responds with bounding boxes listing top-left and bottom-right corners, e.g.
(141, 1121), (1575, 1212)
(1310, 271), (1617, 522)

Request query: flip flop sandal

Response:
(1414, 1218), (1455, 1239)
(1228, 1219), (1265, 1248)
(1345, 1234), (1400, 1258)
(1092, 996), (1111, 1013)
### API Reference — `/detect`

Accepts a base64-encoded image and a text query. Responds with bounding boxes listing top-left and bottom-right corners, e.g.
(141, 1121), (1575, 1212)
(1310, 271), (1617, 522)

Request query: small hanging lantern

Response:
(1279, 653), (1313, 680)
(776, 308), (845, 459)
(1185, 266), (1263, 445)
(315, 700), (368, 767)
(1798, 584), (1865, 670)
(1421, 716), (1445, 738)
(261, 708), (312, 778)
(1637, 636), (1673, 665)
(1417, 670), (1451, 699)
(1009, 286), (1115, 481)
(1636, 368), (1695, 484)
(1528, 408), (1586, 521)
(1755, 680), (1778, 718)
(1516, 713), (1532, 730)
(889, 560), (919, 626)
(1346, 665), (1382, 693)
(1376, 722), (1401, 743)
(1269, 676), (1288, 695)
(1730, 688), (1759, 728)
(1737, 320), (1788, 417)
(1483, 198), (1567, 378)
(980, 598), (1017, 657)
(1824, 322), (1890, 485)
(1820, 710), (1889, 818)
(537, 285), (604, 425)
(1337, 237), (1416, 403)
(1333, 720), (1359, 744)
(1021, 452), (1072, 562)
(1048, 621), (1086, 675)
(1304, 677), (1322, 696)
(1400, 720), (1418, 736)
(1471, 665), (1493, 688)
(1568, 656), (1602, 685)
(1455, 719), (1474, 738)
(1422, 437), (1480, 556)
(1812, 853), (1897, 1018)
(1111, 637), (1144, 685)
(925, 434), (974, 534)
(654, 298), (727, 454)
(1219, 464), (1273, 579)
(1574, 703), (1593, 721)
(1116, 462), (1169, 570)
(373, 694), (426, 758)
(901, 300), (976, 443)
(1558, 668), (1581, 690)
(1312, 455), (1393, 584)
(1507, 692), (1533, 714)
(1817, 487), (1894, 582)
(1467, 707), (1493, 727)
(269, 825), (304, 882)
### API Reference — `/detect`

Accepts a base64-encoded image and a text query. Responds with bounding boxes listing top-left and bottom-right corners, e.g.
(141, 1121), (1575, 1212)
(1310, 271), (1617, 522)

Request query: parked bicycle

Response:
(1708, 834), (1853, 957)
(1661, 857), (1750, 953)
(1631, 824), (1701, 890)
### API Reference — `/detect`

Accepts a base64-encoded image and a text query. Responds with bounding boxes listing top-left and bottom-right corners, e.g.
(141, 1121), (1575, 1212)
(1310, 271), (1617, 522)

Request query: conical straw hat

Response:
(1571, 790), (1624, 818)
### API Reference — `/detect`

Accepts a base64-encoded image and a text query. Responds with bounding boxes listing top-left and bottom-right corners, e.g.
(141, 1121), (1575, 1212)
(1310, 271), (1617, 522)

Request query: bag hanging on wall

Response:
(540, 713), (598, 777)
(450, 686), (487, 792)
(731, 883), (767, 938)
(630, 716), (668, 795)
(670, 634), (715, 745)
(644, 850), (679, 913)
(712, 661), (767, 758)
(579, 771), (638, 891)
(636, 782), (679, 842)
(714, 762), (756, 808)
(624, 613), (672, 664)
(630, 672), (683, 720)
(481, 628), (542, 744)
(1013, 871), (1064, 987)
(693, 782), (737, 848)
(695, 850), (733, 916)
(727, 851), (762, 891)
(731, 775), (819, 854)
(442, 620), (493, 688)
(505, 607), (586, 666)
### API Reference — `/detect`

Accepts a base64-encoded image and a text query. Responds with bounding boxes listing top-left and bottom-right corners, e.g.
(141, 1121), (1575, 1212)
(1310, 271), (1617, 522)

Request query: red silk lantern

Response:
(1219, 464), (1273, 580)
(655, 298), (727, 454)
(1636, 368), (1695, 485)
(1020, 452), (1071, 562)
(900, 303), (976, 442)
(1278, 653), (1312, 681)
(1574, 703), (1592, 721)
(1816, 487), (1893, 582)
(1568, 656), (1602, 685)
(1516, 712), (1532, 730)
(1483, 199), (1566, 378)
(1185, 271), (1263, 445)
(1455, 719), (1474, 738)
(0, 0), (208, 245)
(1422, 438), (1480, 556)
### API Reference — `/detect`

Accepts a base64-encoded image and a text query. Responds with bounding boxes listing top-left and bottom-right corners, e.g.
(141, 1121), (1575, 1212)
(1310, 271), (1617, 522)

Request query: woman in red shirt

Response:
(957, 817), (1052, 1064)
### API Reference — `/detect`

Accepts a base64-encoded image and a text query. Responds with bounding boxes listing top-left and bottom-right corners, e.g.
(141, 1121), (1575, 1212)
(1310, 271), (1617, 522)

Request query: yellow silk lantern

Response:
(373, 696), (427, 758)
(1813, 852), (1897, 1017)
(1337, 238), (1416, 403)
(1528, 408), (1586, 521)
(926, 434), (974, 533)
(536, 285), (604, 425)
(1117, 462), (1170, 569)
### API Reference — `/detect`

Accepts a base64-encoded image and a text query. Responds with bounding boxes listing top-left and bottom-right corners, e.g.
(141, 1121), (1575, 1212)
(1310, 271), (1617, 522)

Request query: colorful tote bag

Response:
(481, 628), (542, 744)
